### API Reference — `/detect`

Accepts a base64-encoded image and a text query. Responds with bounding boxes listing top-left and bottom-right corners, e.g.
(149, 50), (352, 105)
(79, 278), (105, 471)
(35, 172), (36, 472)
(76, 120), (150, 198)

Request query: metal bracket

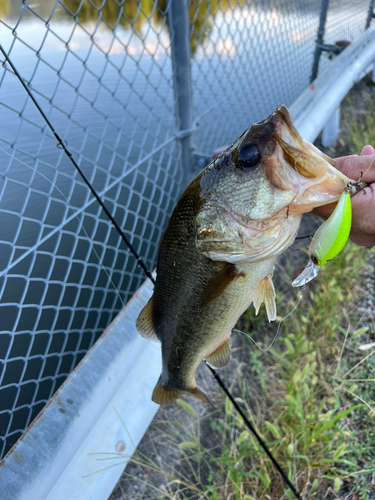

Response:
(317, 43), (346, 56)
(177, 126), (196, 140)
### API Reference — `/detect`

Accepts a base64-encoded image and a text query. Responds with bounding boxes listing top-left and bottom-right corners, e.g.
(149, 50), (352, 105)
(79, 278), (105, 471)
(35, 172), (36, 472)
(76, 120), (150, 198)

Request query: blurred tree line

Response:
(61, 0), (240, 54)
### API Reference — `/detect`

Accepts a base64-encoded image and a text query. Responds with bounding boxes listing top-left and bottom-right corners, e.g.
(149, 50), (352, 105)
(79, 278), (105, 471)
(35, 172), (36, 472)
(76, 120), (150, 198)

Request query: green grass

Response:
(225, 243), (373, 499)
(346, 95), (375, 154)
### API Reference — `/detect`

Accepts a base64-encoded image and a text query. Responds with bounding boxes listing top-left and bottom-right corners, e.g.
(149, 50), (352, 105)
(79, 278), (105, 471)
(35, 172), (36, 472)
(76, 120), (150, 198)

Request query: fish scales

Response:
(136, 105), (353, 405)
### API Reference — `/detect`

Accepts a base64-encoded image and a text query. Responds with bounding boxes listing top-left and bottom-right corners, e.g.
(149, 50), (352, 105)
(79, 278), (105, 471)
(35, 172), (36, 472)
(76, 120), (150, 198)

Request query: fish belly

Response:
(163, 257), (277, 391)
(200, 258), (277, 357)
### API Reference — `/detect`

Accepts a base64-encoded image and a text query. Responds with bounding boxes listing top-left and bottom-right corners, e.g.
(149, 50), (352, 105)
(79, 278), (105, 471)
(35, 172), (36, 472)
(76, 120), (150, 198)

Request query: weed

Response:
(346, 95), (375, 154)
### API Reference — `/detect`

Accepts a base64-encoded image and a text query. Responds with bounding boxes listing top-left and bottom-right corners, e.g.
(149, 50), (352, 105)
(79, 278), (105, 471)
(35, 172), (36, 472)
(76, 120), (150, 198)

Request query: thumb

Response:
(361, 145), (375, 156)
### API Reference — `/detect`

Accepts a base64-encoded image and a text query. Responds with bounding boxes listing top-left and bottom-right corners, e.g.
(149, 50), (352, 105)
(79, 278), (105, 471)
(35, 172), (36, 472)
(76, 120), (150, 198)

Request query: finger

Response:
(361, 145), (375, 156)
(310, 201), (336, 220)
(333, 154), (375, 183)
(351, 184), (374, 202)
(349, 183), (375, 247)
(334, 145), (375, 162)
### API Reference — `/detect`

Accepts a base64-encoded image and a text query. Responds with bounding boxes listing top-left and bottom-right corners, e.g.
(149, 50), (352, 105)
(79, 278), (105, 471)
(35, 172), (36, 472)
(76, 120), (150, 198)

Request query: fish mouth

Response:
(267, 105), (351, 214)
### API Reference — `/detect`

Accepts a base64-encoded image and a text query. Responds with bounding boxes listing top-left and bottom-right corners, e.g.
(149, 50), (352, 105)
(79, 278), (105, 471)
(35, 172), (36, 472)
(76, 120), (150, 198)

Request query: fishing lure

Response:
(292, 186), (352, 287)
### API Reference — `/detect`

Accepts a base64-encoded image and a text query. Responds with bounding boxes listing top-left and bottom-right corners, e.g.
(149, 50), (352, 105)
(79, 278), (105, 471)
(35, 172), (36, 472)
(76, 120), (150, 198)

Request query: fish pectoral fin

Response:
(204, 336), (232, 368)
(200, 263), (244, 309)
(253, 273), (277, 322)
(136, 296), (160, 342)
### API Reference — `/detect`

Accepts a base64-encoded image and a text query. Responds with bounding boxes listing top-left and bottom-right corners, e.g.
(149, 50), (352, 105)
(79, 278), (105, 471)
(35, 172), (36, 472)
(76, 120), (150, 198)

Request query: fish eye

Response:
(238, 143), (261, 169)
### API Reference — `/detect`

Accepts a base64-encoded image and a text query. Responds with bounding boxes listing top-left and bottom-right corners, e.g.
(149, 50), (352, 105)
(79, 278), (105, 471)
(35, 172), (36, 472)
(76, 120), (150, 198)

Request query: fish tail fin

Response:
(152, 379), (182, 405)
(152, 379), (212, 406)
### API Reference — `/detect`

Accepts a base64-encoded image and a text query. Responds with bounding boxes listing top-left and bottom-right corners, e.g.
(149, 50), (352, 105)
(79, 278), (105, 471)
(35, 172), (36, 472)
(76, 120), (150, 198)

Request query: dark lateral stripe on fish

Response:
(199, 262), (245, 310)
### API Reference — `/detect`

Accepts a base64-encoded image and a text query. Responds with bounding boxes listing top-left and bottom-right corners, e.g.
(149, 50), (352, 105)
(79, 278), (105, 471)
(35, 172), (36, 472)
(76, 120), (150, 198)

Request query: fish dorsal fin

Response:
(253, 273), (277, 322)
(200, 263), (244, 310)
(136, 296), (160, 342)
(204, 336), (231, 368)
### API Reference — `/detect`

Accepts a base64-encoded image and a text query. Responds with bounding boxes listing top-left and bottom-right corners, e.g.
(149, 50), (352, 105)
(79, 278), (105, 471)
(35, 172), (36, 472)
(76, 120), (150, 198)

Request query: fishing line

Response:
(295, 234), (313, 240)
(2, 46), (301, 498)
(0, 44), (156, 286)
(233, 286), (305, 352)
(0, 146), (127, 310)
(357, 156), (374, 183)
(206, 363), (302, 500)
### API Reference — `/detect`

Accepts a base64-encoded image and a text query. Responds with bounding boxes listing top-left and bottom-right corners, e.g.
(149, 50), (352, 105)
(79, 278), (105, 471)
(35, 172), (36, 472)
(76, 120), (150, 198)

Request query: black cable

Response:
(2, 45), (301, 499)
(206, 364), (302, 500)
(0, 44), (156, 286)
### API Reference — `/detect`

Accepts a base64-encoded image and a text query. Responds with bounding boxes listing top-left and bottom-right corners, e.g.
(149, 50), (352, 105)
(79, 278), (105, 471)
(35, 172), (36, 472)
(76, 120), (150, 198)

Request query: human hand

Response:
(312, 145), (375, 247)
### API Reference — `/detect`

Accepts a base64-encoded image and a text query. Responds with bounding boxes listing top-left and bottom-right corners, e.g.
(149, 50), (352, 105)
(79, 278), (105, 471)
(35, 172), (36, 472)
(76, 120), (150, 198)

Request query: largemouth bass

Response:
(136, 105), (351, 405)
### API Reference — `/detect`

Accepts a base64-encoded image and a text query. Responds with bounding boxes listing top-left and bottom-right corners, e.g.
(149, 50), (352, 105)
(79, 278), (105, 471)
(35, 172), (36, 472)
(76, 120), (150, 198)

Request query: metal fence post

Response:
(321, 105), (340, 147)
(169, 0), (195, 188)
(366, 0), (375, 29)
(311, 0), (330, 82)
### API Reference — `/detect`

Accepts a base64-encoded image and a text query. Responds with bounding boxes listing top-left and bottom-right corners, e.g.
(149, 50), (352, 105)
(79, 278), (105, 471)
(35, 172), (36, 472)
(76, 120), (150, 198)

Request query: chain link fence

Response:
(0, 0), (371, 460)
(319, 0), (373, 73)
